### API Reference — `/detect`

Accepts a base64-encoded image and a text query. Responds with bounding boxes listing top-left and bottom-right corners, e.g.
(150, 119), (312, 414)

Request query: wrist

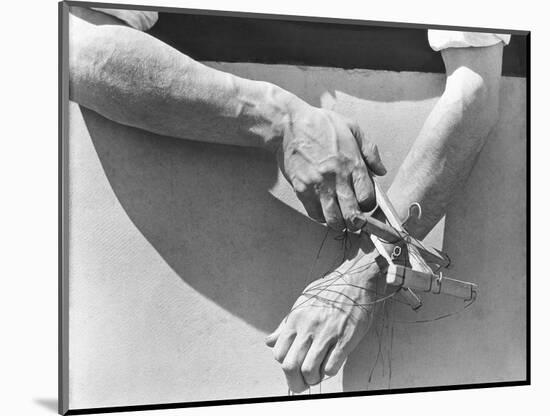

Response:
(233, 76), (309, 152)
(263, 86), (309, 152)
(337, 247), (383, 285)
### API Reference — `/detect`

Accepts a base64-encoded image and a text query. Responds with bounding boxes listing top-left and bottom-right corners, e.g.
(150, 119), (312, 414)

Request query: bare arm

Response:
(68, 9), (387, 230)
(69, 11), (299, 149)
(386, 43), (503, 239)
(266, 43), (504, 392)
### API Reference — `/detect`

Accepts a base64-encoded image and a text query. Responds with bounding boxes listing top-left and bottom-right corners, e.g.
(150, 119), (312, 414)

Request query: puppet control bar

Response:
(387, 264), (477, 301)
(358, 213), (477, 301)
(356, 183), (478, 304)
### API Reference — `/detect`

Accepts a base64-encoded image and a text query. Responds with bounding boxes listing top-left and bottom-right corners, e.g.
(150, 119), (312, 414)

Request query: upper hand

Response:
(277, 106), (386, 231)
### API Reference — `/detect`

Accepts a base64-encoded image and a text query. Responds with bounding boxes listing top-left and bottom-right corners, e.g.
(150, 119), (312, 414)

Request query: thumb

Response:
(350, 123), (387, 176)
(265, 319), (285, 347)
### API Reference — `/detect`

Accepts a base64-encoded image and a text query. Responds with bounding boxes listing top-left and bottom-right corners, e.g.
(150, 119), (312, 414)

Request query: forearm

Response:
(387, 66), (500, 239)
(357, 45), (503, 266)
(69, 16), (305, 149)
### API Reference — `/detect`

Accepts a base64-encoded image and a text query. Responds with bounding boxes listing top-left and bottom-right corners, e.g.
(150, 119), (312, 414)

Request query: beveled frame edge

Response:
(58, 2), (530, 414)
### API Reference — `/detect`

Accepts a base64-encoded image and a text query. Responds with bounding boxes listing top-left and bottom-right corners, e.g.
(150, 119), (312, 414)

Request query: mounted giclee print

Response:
(59, 1), (530, 414)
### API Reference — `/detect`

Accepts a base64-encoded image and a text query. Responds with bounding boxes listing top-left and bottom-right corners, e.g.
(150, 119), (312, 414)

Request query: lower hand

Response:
(265, 249), (385, 392)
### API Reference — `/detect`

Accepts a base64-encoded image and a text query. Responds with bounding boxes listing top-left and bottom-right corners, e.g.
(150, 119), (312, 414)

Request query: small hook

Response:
(408, 202), (422, 221)
(402, 202), (422, 231)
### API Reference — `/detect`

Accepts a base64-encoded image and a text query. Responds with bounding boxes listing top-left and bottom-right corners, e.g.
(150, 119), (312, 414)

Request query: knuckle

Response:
(354, 164), (370, 178)
(324, 366), (339, 377)
(300, 363), (314, 378)
(303, 373), (320, 385)
(344, 208), (360, 220)
(281, 361), (299, 374)
(353, 176), (373, 199)
(292, 180), (307, 194)
(324, 213), (336, 226)
(301, 365), (320, 385)
(318, 163), (336, 178)
(352, 167), (369, 184)
(273, 351), (285, 363)
(308, 170), (324, 185)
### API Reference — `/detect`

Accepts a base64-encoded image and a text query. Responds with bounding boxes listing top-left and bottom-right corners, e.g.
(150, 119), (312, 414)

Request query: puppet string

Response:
(284, 223), (470, 394)
(392, 297), (476, 324)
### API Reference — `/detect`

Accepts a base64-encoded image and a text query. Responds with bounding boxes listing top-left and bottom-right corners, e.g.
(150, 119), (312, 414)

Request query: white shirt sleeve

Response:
(90, 8), (159, 31)
(428, 30), (511, 51)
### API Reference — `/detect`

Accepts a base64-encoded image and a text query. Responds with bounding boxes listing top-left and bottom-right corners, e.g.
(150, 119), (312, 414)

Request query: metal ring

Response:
(391, 246), (402, 259)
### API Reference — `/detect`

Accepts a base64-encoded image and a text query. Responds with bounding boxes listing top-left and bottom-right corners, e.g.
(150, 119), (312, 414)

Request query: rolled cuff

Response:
(428, 30), (511, 51)
(91, 8), (159, 31)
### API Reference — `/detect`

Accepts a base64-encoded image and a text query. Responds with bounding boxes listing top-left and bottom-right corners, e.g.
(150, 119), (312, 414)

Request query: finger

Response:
(272, 330), (297, 363)
(293, 179), (325, 223)
(322, 345), (348, 378)
(300, 339), (335, 386)
(319, 180), (345, 231)
(351, 163), (376, 212)
(349, 124), (387, 176)
(265, 319), (286, 347)
(282, 336), (313, 393)
(335, 175), (362, 231)
(281, 150), (325, 223)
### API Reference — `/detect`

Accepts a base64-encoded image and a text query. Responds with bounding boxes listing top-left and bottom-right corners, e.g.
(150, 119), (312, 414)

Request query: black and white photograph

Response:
(58, 1), (528, 414)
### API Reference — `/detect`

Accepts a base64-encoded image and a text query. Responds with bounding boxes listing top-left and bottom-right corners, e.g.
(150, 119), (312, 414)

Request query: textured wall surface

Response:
(67, 63), (526, 409)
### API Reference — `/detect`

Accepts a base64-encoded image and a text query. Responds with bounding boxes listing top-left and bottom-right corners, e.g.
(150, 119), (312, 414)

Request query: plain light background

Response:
(0, 0), (545, 415)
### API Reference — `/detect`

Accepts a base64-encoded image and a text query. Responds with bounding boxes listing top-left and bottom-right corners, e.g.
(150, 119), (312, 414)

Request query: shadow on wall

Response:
(81, 107), (350, 334)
